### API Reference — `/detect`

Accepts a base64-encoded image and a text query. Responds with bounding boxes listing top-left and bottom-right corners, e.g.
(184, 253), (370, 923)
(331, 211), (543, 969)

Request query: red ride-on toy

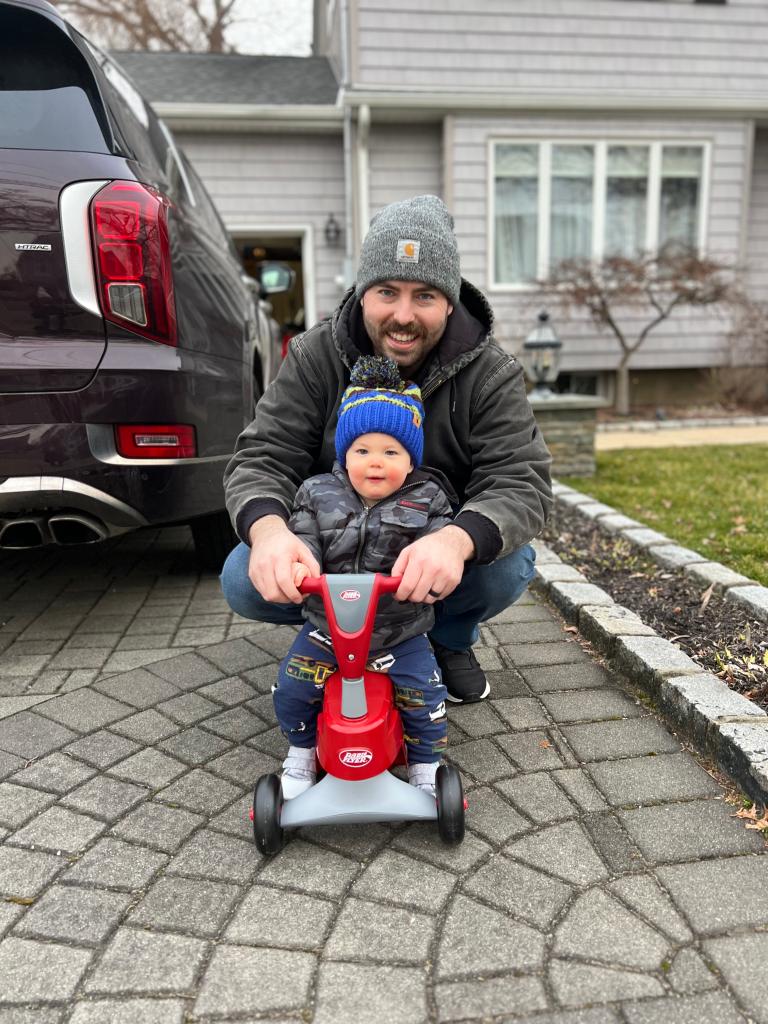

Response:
(251, 573), (466, 855)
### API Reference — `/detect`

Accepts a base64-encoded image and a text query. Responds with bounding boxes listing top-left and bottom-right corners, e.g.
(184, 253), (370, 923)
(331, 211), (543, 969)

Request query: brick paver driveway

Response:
(1, 528), (766, 1022)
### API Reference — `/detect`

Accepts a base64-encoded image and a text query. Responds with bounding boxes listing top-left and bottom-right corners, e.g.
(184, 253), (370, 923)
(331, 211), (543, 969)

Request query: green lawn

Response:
(559, 444), (768, 587)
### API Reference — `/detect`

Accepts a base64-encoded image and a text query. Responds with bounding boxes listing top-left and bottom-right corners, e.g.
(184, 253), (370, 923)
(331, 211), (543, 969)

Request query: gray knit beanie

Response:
(355, 195), (461, 307)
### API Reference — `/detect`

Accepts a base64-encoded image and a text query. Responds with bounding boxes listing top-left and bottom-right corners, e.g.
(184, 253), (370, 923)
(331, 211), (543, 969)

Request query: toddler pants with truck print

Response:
(273, 623), (448, 764)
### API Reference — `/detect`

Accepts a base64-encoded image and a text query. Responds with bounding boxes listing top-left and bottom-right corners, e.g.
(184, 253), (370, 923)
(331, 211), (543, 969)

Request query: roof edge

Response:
(154, 101), (343, 132)
(343, 87), (768, 117)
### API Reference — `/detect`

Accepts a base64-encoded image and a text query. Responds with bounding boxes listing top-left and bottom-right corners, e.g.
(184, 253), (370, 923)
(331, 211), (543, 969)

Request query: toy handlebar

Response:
(298, 574), (402, 596)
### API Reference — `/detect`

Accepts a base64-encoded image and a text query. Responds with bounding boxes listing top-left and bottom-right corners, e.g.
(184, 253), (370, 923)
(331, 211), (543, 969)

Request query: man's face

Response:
(361, 280), (453, 373)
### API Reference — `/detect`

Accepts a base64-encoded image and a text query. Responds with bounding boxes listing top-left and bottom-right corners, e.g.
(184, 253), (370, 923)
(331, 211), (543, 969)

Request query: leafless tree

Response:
(58, 0), (241, 52)
(540, 249), (763, 416)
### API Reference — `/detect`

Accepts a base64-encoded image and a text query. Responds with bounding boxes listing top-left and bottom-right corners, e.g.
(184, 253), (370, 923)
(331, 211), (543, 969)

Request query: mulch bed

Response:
(542, 508), (768, 712)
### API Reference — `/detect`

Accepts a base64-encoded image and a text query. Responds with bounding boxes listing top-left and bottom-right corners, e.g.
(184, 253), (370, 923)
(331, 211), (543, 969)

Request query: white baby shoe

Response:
(408, 761), (438, 798)
(281, 746), (316, 799)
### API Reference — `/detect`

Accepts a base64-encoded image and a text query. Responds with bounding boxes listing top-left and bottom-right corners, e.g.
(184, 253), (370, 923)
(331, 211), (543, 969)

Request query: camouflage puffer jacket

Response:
(289, 462), (453, 651)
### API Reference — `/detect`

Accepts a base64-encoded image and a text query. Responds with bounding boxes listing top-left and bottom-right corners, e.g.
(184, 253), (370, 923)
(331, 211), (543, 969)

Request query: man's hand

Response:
(247, 516), (321, 604)
(390, 525), (475, 604)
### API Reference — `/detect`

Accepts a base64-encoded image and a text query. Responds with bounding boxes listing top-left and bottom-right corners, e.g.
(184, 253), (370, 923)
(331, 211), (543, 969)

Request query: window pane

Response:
(551, 144), (593, 266)
(0, 7), (110, 153)
(659, 146), (703, 253)
(494, 144), (538, 283)
(605, 145), (649, 258)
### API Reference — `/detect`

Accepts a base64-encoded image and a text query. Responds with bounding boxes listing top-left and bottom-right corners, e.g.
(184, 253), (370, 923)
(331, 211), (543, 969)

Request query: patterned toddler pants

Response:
(273, 623), (448, 764)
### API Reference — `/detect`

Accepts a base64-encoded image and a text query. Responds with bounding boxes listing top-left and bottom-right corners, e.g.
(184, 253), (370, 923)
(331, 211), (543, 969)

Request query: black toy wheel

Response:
(436, 764), (465, 845)
(253, 773), (284, 856)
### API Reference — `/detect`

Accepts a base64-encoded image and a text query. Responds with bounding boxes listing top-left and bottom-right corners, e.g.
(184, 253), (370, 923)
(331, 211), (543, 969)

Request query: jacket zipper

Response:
(351, 478), (423, 574)
(352, 506), (370, 573)
(421, 372), (449, 400)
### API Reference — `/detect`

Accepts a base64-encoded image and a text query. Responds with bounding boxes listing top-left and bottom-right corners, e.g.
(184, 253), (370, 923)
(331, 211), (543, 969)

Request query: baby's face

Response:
(345, 432), (413, 504)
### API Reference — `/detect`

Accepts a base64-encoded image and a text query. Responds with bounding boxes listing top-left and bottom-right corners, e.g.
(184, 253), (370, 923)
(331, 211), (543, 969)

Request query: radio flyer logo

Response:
(339, 748), (374, 768)
(340, 589), (361, 602)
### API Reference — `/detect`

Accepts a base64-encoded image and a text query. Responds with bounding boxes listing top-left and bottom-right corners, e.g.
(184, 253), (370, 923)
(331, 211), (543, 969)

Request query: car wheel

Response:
(190, 510), (237, 571)
(436, 764), (465, 846)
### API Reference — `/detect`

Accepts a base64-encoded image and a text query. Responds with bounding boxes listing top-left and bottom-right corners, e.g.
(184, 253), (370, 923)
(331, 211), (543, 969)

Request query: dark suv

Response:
(0, 0), (282, 567)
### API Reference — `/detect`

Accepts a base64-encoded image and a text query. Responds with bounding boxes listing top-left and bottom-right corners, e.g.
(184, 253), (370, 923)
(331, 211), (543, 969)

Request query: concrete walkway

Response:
(0, 530), (766, 1023)
(596, 422), (768, 451)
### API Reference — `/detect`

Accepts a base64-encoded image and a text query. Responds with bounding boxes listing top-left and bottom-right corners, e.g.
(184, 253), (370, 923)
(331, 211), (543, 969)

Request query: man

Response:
(221, 195), (552, 704)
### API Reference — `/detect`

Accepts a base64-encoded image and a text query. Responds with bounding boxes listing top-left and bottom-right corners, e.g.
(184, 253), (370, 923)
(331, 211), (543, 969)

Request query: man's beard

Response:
(364, 314), (445, 371)
(388, 318), (427, 339)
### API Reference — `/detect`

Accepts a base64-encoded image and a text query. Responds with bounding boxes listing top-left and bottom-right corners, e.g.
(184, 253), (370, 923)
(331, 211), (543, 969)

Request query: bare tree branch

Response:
(58, 0), (244, 52)
(539, 249), (763, 414)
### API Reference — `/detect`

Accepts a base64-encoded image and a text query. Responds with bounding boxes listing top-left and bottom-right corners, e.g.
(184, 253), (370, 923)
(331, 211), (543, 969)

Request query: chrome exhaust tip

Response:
(0, 517), (46, 549)
(48, 514), (107, 546)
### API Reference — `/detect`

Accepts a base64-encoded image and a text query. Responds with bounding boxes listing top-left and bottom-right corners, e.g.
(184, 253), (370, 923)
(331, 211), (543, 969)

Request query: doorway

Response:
(236, 232), (310, 336)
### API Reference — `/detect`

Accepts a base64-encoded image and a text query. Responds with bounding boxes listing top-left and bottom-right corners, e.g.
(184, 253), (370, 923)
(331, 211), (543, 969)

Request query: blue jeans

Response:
(220, 542), (536, 651)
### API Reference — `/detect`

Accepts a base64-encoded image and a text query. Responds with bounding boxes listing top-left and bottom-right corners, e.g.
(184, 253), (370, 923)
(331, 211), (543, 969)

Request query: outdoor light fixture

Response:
(324, 213), (341, 247)
(521, 310), (563, 399)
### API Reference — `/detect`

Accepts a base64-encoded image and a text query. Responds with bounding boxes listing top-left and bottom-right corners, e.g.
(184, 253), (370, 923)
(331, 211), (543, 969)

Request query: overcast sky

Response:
(224, 0), (313, 55)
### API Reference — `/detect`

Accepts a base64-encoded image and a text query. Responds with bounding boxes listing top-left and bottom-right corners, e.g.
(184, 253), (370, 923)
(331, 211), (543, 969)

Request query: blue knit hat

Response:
(335, 356), (424, 468)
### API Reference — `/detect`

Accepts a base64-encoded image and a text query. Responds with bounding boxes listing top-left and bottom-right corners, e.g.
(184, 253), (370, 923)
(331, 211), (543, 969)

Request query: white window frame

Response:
(487, 137), (712, 292)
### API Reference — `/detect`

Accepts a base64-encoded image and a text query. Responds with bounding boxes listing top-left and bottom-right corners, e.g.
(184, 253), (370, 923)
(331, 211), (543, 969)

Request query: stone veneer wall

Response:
(529, 396), (609, 477)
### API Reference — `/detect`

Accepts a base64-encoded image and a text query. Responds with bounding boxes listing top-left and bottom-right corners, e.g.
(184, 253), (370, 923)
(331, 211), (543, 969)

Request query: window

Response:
(0, 7), (110, 153)
(551, 144), (594, 265)
(491, 139), (708, 286)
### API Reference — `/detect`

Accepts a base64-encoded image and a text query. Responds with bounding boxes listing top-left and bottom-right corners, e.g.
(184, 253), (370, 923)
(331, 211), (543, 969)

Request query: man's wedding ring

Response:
(428, 588), (442, 598)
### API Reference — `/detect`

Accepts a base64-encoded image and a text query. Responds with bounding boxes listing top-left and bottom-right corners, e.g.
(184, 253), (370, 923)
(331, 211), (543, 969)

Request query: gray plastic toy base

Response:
(279, 769), (437, 828)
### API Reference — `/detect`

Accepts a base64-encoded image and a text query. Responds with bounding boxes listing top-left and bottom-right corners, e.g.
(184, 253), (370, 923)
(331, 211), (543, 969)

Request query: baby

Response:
(272, 356), (453, 798)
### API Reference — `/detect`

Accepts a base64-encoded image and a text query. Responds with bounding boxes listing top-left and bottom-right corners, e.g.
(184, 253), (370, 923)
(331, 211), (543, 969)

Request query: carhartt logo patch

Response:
(396, 239), (420, 263)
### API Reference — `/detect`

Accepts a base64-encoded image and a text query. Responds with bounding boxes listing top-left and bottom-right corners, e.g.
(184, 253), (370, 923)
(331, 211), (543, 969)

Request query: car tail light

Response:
(281, 330), (296, 360)
(91, 180), (177, 346)
(115, 424), (196, 459)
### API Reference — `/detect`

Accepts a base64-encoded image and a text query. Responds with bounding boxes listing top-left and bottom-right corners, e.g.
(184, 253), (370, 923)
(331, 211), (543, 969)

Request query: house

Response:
(117, 0), (768, 408)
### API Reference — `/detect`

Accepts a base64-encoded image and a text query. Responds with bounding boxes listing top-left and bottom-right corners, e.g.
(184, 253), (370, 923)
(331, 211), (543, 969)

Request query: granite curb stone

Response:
(597, 414), (768, 432)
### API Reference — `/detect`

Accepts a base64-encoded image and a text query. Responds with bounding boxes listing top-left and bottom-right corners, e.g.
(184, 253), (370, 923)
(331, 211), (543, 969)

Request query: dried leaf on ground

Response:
(735, 805), (768, 830)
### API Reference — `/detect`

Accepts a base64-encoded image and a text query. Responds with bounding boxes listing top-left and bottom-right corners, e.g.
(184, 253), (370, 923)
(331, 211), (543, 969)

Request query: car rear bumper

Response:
(0, 338), (245, 542)
(0, 421), (231, 545)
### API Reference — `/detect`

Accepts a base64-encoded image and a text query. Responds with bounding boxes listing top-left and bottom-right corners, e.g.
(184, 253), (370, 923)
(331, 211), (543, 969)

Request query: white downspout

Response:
(340, 0), (355, 289)
(357, 102), (370, 247)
